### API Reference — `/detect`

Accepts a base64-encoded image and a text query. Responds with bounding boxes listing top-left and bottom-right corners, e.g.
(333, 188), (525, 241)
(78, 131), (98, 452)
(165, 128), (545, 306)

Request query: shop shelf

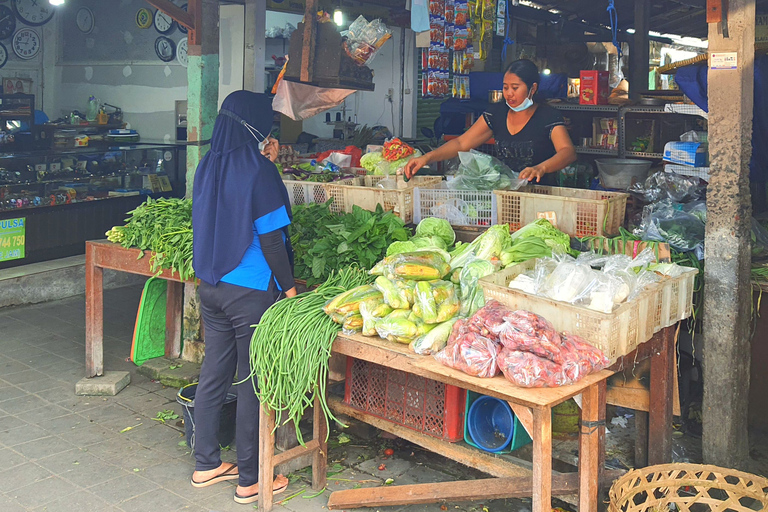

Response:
(664, 164), (709, 181)
(575, 147), (619, 156)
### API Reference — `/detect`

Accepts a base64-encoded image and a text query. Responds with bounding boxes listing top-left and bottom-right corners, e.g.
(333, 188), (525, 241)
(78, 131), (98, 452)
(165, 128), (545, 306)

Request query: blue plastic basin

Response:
(466, 395), (515, 453)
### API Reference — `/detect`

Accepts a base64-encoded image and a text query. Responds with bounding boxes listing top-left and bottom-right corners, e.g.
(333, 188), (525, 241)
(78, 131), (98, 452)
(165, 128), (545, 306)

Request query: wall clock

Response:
(136, 8), (152, 29)
(155, 35), (175, 62)
(176, 37), (187, 67)
(0, 43), (8, 69)
(154, 9), (175, 35)
(0, 6), (16, 40)
(178, 4), (188, 34)
(76, 7), (94, 35)
(12, 0), (55, 27)
(12, 27), (39, 60)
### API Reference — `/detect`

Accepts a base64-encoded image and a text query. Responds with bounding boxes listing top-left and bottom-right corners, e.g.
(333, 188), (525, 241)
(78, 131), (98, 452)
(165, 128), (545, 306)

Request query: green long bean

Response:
(247, 266), (372, 445)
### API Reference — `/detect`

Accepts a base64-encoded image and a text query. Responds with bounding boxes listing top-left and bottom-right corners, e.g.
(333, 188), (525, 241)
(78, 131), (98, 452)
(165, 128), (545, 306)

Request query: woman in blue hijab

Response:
(190, 91), (292, 504)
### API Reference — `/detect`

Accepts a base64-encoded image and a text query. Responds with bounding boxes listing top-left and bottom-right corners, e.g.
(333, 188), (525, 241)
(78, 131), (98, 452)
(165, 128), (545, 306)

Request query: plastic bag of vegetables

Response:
(370, 251), (451, 281)
(448, 150), (526, 191)
(411, 318), (458, 355)
(458, 258), (498, 317)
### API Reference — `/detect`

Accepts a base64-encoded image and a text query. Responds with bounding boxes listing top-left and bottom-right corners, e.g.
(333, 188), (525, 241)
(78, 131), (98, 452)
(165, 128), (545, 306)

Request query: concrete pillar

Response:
(244, 0), (267, 93)
(702, 0), (755, 468)
(184, 0), (220, 353)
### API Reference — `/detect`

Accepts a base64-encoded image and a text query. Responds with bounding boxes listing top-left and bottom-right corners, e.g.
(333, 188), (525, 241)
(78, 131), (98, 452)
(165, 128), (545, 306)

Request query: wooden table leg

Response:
(312, 393), (328, 491)
(165, 281), (183, 359)
(259, 404), (277, 512)
(85, 245), (104, 378)
(579, 380), (606, 512)
(648, 326), (675, 465)
(532, 407), (552, 512)
(634, 411), (649, 467)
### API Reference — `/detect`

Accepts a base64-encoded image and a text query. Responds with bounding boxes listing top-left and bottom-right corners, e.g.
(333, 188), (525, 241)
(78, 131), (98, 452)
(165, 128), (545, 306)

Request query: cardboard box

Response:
(663, 141), (709, 167)
(579, 70), (609, 105)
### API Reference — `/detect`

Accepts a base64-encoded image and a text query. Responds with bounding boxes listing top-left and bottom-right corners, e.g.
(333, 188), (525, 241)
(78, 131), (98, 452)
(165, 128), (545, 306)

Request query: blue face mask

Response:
(506, 90), (535, 112)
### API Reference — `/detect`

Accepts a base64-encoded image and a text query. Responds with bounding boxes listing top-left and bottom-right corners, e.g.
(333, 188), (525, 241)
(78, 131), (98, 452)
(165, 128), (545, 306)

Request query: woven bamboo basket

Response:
(608, 464), (768, 512)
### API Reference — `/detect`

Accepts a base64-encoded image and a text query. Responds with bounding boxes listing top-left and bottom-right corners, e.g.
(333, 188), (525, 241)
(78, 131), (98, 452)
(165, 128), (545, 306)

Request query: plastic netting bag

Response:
(448, 150), (526, 191)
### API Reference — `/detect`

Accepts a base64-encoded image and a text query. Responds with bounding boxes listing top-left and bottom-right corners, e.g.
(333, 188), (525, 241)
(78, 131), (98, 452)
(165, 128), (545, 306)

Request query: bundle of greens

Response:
(106, 197), (194, 281)
(291, 201), (412, 285)
(248, 267), (372, 444)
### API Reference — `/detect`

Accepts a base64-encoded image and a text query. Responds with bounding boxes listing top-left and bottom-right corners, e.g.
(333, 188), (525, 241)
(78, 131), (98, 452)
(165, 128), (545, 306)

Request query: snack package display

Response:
(430, 16), (445, 45)
(434, 330), (500, 377)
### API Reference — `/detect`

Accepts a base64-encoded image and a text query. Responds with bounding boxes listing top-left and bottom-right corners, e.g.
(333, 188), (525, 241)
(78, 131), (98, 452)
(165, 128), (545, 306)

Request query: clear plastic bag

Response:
(752, 217), (768, 260)
(370, 251), (451, 281)
(448, 150), (526, 191)
(375, 315), (419, 343)
(458, 257), (497, 317)
(629, 172), (706, 203)
(414, 281), (439, 324)
(342, 16), (393, 66)
(359, 301), (392, 337)
(497, 310), (565, 364)
(466, 300), (509, 338)
(433, 330), (500, 377)
(538, 259), (598, 304)
(634, 199), (705, 256)
(497, 348), (575, 387)
(411, 318), (458, 355)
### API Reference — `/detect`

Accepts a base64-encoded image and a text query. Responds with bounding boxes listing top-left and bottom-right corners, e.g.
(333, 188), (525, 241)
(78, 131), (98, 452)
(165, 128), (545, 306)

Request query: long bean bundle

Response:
(248, 267), (372, 444)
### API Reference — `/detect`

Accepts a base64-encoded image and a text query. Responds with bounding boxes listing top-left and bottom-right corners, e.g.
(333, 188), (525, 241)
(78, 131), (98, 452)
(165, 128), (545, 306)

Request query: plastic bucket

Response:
(177, 383), (237, 452)
(552, 398), (580, 435)
(466, 395), (515, 453)
(595, 158), (652, 190)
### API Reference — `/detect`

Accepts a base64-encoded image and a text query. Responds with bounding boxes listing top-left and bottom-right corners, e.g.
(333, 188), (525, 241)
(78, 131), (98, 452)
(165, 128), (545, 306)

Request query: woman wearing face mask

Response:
(190, 90), (292, 504)
(404, 59), (576, 183)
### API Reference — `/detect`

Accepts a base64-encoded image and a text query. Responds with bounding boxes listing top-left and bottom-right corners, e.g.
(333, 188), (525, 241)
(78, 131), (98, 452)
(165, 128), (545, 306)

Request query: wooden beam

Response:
(329, 396), (533, 479)
(630, 0), (651, 100)
(706, 0), (724, 22)
(300, 0), (317, 82)
(327, 474), (581, 510)
(532, 407), (553, 512)
(145, 0), (195, 32)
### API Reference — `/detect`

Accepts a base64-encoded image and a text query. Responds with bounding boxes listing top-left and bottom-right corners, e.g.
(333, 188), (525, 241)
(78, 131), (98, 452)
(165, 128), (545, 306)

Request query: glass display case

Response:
(0, 143), (184, 212)
(0, 143), (185, 269)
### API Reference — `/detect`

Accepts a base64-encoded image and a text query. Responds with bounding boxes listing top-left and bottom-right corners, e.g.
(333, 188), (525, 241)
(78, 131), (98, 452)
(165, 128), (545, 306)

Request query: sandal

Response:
(233, 479), (289, 504)
(191, 462), (239, 488)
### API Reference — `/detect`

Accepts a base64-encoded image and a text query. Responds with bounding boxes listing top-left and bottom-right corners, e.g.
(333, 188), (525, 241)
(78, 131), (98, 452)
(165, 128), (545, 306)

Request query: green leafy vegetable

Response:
(415, 218), (456, 246)
(510, 218), (571, 254)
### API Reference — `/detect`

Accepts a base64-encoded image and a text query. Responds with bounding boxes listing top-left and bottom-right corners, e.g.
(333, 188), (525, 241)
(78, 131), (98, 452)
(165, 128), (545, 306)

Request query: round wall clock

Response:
(153, 9), (175, 34)
(176, 37), (188, 67)
(178, 4), (188, 34)
(0, 43), (9, 69)
(76, 7), (94, 34)
(135, 8), (152, 29)
(12, 0), (55, 26)
(12, 27), (39, 60)
(0, 6), (17, 40)
(155, 35), (175, 62)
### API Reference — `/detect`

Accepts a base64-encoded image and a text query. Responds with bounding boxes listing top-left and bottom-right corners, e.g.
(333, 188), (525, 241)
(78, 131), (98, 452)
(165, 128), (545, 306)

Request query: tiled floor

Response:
(0, 285), (525, 512)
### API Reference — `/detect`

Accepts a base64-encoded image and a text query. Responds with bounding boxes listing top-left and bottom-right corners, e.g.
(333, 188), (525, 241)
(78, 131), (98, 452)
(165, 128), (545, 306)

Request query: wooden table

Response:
(85, 240), (187, 377)
(257, 333), (612, 512)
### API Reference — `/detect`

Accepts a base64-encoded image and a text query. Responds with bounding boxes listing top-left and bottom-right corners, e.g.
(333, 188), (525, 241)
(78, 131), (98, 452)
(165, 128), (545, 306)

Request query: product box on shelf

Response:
(579, 70), (609, 105)
(663, 141), (709, 167)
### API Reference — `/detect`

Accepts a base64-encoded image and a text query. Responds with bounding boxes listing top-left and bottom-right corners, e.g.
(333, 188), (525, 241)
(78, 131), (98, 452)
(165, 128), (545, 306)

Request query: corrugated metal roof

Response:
(514, 0), (768, 39)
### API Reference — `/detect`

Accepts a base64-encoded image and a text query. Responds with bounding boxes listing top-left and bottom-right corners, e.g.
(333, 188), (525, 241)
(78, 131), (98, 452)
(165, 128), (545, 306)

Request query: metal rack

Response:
(552, 102), (707, 160)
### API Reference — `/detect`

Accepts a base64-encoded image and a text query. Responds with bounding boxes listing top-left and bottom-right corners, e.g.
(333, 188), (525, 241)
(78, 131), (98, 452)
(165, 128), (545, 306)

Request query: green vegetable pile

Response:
(106, 197), (194, 281)
(248, 267), (372, 444)
(360, 149), (422, 175)
(290, 200), (412, 286)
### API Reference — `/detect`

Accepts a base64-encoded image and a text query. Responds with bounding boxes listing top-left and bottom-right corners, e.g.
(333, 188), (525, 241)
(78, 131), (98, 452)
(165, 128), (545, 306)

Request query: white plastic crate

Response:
(664, 164), (709, 182)
(283, 177), (360, 206)
(414, 188), (497, 228)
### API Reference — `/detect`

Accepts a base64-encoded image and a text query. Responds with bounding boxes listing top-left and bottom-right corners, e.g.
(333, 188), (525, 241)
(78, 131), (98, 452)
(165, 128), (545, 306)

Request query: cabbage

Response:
(411, 235), (447, 250)
(415, 218), (456, 246)
(372, 150), (422, 175)
(449, 225), (511, 270)
(360, 152), (385, 173)
(386, 240), (417, 257)
(510, 219), (571, 254)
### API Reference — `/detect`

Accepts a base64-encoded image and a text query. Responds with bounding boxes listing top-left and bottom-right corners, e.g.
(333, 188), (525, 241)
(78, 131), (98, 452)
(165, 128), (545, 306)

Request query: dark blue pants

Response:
(194, 280), (279, 486)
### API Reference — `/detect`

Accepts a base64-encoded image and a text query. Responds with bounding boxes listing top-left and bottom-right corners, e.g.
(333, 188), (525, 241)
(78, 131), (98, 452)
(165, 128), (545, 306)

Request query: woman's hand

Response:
(262, 137), (280, 162)
(403, 155), (430, 179)
(519, 164), (548, 183)
(284, 287), (297, 298)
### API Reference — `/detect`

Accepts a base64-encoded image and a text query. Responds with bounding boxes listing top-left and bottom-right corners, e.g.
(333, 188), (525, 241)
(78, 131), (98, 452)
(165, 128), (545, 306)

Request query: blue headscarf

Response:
(192, 90), (292, 286)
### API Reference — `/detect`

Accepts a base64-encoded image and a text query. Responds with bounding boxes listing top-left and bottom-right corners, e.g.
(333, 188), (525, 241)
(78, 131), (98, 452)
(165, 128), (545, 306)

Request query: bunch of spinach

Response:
(291, 200), (411, 286)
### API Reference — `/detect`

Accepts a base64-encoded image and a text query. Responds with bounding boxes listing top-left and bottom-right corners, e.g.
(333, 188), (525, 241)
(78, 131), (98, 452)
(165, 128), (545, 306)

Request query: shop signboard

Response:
(0, 217), (25, 262)
(758, 15), (768, 44)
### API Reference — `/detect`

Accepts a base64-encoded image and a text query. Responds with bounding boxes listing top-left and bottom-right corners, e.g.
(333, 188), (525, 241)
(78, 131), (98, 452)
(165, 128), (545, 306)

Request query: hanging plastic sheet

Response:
(272, 79), (356, 121)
